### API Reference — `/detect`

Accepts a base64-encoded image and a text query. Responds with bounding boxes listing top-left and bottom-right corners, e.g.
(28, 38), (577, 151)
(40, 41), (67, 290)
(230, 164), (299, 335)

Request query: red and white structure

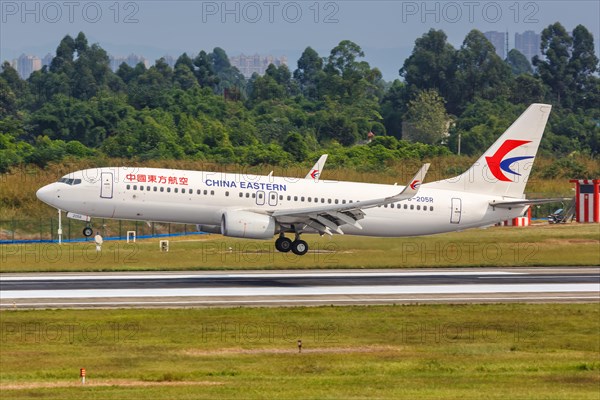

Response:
(570, 179), (600, 223)
(497, 208), (531, 227)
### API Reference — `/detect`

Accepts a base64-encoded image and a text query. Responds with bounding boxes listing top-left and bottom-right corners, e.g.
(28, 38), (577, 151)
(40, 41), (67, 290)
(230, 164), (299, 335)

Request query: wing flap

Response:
(270, 164), (430, 234)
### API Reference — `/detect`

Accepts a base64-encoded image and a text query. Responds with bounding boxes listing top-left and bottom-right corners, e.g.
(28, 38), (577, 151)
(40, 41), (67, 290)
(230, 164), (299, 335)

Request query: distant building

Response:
(162, 55), (176, 68)
(515, 31), (541, 63)
(484, 31), (507, 59)
(229, 54), (288, 78)
(109, 54), (150, 71)
(41, 53), (53, 68)
(12, 54), (41, 78)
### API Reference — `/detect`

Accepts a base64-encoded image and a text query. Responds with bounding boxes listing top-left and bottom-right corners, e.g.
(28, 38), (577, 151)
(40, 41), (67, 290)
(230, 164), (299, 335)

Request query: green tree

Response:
(380, 79), (407, 138)
(506, 49), (533, 75)
(533, 22), (573, 108)
(400, 29), (457, 112)
(455, 30), (512, 108)
(569, 25), (599, 109)
(293, 47), (324, 100)
(404, 89), (449, 144)
(509, 74), (547, 105)
(283, 132), (309, 161)
(193, 50), (219, 89)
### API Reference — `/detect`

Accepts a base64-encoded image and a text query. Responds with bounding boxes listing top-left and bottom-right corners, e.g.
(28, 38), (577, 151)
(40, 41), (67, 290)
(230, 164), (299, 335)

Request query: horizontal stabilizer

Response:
(489, 197), (572, 208)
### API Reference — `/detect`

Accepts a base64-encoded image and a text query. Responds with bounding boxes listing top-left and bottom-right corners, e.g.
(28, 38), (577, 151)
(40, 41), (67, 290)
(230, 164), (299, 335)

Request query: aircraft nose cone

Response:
(36, 184), (57, 205)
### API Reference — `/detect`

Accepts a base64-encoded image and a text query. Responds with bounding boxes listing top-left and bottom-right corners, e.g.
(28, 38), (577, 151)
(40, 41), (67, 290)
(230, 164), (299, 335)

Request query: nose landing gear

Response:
(83, 226), (93, 237)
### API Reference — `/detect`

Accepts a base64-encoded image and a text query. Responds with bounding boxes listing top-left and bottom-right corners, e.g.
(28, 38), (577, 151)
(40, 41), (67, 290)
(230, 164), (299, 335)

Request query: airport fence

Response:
(0, 217), (203, 244)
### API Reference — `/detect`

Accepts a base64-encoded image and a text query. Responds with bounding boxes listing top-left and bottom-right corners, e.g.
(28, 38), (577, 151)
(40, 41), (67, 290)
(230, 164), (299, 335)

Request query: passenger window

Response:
(294, 196), (298, 201)
(174, 188), (178, 193)
(167, 188), (171, 193)
(133, 185), (137, 190)
(126, 184), (130, 190)
(308, 197), (312, 202)
(204, 190), (208, 195)
(410, 205), (414, 210)
(211, 190), (214, 195)
(153, 187), (157, 192)
(239, 192), (243, 198)
(226, 191), (229, 197)
(160, 187), (164, 192)
(287, 196), (291, 201)
(335, 199), (339, 204)
(189, 189), (192, 194)
(430, 206), (434, 211)
(246, 193), (250, 198)
(417, 205), (420, 210)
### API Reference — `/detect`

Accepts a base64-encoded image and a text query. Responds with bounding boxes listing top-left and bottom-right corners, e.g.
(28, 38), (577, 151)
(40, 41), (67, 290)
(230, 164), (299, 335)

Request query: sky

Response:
(1, 0), (599, 80)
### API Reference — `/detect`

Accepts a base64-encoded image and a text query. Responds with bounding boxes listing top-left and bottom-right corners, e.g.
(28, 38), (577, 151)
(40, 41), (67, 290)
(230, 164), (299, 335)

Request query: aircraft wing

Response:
(305, 154), (328, 181)
(489, 197), (572, 208)
(269, 164), (430, 235)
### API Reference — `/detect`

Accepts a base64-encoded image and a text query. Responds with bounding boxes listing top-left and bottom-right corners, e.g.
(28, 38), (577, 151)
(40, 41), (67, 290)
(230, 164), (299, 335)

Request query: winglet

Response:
(305, 154), (328, 181)
(392, 163), (430, 200)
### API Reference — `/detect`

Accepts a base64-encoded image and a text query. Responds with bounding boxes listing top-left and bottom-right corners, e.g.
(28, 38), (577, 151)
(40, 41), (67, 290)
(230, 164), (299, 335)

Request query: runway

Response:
(1, 267), (598, 308)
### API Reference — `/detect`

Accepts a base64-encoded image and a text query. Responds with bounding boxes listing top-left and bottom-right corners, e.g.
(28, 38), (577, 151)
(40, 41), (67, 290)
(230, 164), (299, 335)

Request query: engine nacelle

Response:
(221, 210), (276, 240)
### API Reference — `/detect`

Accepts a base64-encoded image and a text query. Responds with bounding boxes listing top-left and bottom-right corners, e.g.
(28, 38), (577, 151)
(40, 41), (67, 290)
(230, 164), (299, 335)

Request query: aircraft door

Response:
(268, 191), (278, 206)
(450, 198), (462, 224)
(100, 172), (113, 199)
(256, 190), (265, 205)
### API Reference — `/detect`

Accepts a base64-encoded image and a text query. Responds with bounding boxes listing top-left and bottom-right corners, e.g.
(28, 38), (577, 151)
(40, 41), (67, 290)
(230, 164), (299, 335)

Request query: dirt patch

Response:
(182, 345), (403, 356)
(0, 379), (223, 390)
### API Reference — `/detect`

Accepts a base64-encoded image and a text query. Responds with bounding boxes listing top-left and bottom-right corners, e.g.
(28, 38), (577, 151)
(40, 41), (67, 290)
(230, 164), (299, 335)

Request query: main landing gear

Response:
(275, 233), (308, 256)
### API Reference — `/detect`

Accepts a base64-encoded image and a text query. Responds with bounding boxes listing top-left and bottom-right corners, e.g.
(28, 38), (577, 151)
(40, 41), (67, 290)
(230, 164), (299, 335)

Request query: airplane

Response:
(37, 104), (557, 255)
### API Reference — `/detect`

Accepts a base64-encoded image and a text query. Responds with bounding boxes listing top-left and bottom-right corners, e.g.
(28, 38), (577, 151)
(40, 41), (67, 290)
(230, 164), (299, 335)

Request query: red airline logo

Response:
(485, 139), (533, 182)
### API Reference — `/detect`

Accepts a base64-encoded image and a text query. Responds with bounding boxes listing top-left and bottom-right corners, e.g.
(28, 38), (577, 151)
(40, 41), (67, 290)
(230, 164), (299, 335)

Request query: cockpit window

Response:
(58, 178), (82, 185)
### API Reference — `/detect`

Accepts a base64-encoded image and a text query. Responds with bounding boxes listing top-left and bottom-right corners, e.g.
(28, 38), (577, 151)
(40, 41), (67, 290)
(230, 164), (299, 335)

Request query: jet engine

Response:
(221, 210), (276, 239)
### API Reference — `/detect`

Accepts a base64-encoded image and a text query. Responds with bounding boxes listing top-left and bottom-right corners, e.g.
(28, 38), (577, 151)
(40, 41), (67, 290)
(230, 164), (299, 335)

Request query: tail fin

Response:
(432, 103), (552, 197)
(305, 154), (328, 181)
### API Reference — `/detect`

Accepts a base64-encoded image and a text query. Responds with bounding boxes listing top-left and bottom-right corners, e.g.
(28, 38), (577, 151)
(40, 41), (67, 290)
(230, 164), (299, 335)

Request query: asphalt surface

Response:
(1, 267), (598, 308)
(2, 269), (599, 291)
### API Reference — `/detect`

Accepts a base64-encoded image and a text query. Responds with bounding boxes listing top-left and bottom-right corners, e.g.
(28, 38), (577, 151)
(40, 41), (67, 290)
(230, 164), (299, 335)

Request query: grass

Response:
(1, 223), (598, 272)
(0, 304), (599, 399)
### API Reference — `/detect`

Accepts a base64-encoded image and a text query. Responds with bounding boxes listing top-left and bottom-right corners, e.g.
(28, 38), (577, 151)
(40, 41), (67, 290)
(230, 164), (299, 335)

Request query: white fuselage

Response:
(36, 167), (527, 238)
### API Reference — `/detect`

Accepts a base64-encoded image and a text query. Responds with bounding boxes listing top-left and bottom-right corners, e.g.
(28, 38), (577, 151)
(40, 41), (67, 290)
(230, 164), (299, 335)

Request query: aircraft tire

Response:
(275, 236), (293, 252)
(291, 239), (308, 256)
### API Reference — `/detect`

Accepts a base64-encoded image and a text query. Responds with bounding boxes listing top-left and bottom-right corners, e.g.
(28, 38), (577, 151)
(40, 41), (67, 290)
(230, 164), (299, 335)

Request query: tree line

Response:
(0, 22), (598, 174)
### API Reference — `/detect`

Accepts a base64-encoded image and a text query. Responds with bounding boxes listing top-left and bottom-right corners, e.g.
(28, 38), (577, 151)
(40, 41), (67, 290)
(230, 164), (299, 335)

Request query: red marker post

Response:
(80, 368), (86, 384)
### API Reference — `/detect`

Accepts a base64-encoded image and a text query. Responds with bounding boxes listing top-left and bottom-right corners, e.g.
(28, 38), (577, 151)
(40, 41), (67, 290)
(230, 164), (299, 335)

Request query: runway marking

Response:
(1, 284), (598, 300)
(479, 275), (600, 279)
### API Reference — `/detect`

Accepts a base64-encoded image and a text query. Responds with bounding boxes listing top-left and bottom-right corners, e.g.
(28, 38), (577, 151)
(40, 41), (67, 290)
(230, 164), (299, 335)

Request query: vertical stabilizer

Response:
(432, 103), (552, 197)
